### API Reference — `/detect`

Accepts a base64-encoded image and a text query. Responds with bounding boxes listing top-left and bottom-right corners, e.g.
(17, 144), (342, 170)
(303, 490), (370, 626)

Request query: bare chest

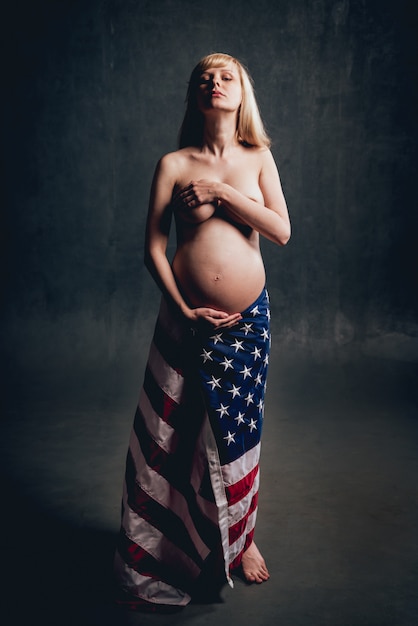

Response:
(176, 157), (264, 204)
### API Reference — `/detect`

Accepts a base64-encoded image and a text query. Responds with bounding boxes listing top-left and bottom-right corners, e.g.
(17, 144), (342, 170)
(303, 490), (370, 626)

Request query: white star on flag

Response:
(207, 376), (221, 390)
(240, 365), (252, 379)
(234, 412), (245, 425)
(251, 347), (262, 360)
(254, 373), (263, 386)
(257, 399), (264, 410)
(248, 418), (257, 432)
(267, 309), (271, 320)
(220, 357), (234, 371)
(216, 403), (230, 418)
(201, 349), (213, 363)
(230, 339), (244, 352)
(224, 431), (236, 446)
(250, 305), (259, 316)
(261, 328), (269, 340)
(240, 323), (253, 335)
(228, 384), (241, 398)
(210, 333), (223, 344)
(263, 354), (269, 365)
(245, 392), (254, 406)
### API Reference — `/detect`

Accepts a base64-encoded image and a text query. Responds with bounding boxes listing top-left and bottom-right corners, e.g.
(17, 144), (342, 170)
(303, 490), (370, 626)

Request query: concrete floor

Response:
(1, 352), (418, 626)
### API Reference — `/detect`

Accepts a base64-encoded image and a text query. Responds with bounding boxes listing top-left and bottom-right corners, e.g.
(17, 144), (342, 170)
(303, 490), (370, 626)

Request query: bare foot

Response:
(241, 541), (270, 583)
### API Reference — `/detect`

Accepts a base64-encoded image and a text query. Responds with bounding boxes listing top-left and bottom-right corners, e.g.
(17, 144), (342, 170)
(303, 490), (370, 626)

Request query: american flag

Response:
(114, 289), (270, 609)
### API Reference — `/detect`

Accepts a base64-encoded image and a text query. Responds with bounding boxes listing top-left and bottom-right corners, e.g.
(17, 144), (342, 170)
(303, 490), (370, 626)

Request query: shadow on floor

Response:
(1, 474), (119, 626)
(1, 354), (418, 626)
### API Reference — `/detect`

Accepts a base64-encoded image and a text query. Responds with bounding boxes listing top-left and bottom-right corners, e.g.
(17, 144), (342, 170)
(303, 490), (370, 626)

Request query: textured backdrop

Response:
(1, 0), (417, 377)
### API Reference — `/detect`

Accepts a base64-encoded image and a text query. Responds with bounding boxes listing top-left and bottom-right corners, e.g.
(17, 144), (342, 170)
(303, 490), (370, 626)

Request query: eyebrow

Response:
(201, 67), (236, 75)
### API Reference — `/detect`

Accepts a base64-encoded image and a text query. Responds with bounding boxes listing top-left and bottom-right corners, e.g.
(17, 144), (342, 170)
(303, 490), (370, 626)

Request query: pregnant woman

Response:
(114, 52), (290, 611)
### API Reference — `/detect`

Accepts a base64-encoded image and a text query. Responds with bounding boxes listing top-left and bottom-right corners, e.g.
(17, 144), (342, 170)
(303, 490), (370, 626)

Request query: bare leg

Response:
(241, 541), (270, 583)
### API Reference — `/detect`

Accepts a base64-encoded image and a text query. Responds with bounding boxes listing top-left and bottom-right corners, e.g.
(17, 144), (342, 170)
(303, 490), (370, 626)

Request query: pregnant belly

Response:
(172, 219), (266, 312)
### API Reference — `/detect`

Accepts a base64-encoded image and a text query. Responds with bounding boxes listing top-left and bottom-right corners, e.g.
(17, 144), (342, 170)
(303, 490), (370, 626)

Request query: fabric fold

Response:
(114, 288), (271, 608)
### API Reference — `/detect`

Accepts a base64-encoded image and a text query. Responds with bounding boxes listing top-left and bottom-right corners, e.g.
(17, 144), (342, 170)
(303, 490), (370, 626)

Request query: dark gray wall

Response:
(2, 0), (417, 377)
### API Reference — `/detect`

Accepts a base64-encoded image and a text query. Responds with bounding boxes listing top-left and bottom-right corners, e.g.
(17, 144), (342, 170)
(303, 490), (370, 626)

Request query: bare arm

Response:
(176, 149), (291, 245)
(144, 154), (242, 327)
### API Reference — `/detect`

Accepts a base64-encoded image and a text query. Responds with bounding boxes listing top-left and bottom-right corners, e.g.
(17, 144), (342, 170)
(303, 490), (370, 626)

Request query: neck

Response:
(201, 113), (239, 157)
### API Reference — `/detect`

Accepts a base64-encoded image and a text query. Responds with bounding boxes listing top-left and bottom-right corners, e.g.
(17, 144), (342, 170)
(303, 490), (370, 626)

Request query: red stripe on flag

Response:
(228, 491), (258, 545)
(117, 531), (195, 592)
(143, 366), (181, 423)
(129, 487), (202, 564)
(153, 318), (186, 375)
(229, 527), (255, 571)
(225, 463), (259, 506)
(129, 414), (220, 550)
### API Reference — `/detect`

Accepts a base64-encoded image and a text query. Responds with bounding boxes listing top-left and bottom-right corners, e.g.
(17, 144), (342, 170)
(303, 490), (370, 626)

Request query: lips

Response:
(211, 91), (224, 97)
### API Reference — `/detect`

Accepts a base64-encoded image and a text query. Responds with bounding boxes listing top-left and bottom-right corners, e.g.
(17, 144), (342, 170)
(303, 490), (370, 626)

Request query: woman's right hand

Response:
(172, 183), (217, 224)
(186, 306), (242, 329)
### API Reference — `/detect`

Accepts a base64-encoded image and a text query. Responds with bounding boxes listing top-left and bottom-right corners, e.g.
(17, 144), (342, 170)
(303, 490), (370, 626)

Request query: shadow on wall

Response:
(1, 0), (417, 378)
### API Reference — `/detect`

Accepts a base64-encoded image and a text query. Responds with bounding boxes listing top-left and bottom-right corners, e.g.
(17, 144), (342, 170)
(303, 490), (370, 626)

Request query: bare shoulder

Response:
(256, 146), (275, 165)
(256, 147), (281, 176)
(157, 149), (182, 171)
(240, 144), (275, 171)
(157, 147), (197, 177)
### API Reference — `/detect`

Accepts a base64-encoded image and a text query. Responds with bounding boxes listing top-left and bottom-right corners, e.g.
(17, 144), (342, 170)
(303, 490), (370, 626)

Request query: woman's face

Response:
(196, 63), (242, 114)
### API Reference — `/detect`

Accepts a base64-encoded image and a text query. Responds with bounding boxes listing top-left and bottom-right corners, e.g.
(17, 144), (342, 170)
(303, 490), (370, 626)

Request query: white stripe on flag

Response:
(121, 493), (203, 579)
(139, 388), (178, 454)
(228, 508), (258, 564)
(127, 430), (211, 561)
(227, 469), (260, 527)
(147, 341), (185, 404)
(221, 441), (261, 486)
(114, 549), (191, 606)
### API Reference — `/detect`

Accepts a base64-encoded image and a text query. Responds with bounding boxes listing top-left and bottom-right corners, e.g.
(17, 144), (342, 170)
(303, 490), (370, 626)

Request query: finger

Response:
(173, 183), (194, 201)
(182, 182), (195, 197)
(218, 318), (240, 328)
(172, 192), (188, 210)
(228, 313), (243, 322)
(205, 308), (230, 319)
(213, 314), (242, 328)
(173, 183), (190, 198)
(185, 190), (200, 206)
(192, 309), (228, 327)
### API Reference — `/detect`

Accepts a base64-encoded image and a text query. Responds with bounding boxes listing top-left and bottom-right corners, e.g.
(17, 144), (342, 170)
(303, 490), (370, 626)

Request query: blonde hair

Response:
(178, 53), (271, 149)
